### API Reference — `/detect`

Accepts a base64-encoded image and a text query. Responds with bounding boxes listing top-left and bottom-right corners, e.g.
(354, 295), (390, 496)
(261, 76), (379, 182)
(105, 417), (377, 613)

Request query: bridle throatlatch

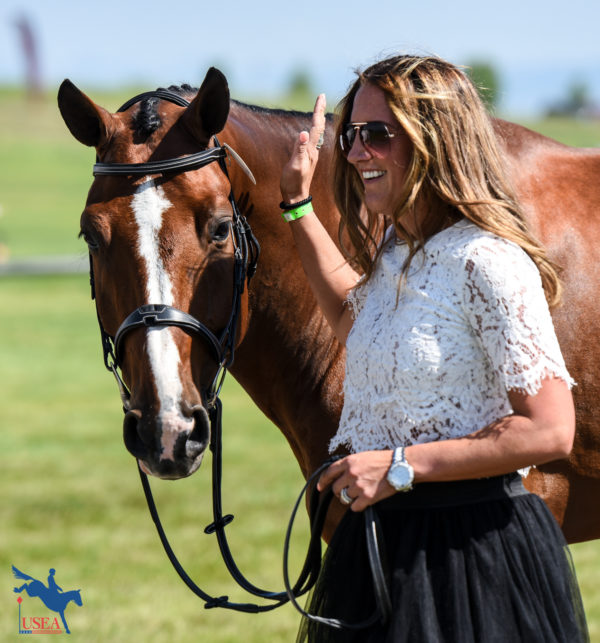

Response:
(88, 89), (390, 629)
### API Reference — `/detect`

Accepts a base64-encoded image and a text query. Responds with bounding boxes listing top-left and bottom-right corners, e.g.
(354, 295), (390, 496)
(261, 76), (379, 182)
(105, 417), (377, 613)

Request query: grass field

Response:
(1, 87), (599, 641)
(0, 273), (311, 641)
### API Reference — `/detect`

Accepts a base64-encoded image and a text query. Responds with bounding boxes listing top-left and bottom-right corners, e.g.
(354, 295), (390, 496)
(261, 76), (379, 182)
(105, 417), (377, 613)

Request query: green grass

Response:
(1, 88), (600, 640)
(0, 274), (310, 641)
(516, 116), (600, 148)
(0, 95), (91, 258)
(0, 87), (165, 259)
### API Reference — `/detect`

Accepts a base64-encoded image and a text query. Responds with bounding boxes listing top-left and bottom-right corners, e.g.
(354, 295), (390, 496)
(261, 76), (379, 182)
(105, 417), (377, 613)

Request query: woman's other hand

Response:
(317, 450), (397, 512)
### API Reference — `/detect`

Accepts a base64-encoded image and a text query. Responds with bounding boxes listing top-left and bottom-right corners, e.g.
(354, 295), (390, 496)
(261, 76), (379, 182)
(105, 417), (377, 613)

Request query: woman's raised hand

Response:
(280, 93), (326, 204)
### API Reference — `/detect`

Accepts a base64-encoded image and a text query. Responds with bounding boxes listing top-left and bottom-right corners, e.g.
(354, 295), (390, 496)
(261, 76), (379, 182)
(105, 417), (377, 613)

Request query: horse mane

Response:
(232, 99), (312, 121)
(131, 83), (323, 140)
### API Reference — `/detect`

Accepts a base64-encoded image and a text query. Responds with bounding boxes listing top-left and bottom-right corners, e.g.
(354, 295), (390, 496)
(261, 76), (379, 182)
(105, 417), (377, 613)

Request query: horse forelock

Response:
(131, 84), (198, 140)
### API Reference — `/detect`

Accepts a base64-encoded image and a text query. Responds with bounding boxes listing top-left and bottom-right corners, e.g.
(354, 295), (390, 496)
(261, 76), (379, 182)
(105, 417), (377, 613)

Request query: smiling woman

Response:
(279, 53), (589, 642)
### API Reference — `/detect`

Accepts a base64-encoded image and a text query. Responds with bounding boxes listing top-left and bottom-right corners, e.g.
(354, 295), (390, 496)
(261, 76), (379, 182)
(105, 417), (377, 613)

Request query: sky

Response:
(1, 0), (599, 116)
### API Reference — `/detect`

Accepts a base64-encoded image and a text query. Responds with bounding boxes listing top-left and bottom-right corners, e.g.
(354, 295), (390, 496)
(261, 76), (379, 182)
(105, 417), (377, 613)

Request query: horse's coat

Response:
(58, 69), (600, 543)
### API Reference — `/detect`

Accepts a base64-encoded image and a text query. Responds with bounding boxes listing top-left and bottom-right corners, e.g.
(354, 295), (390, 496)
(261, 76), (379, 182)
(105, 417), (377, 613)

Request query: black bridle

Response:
(88, 89), (391, 630)
(92, 90), (259, 408)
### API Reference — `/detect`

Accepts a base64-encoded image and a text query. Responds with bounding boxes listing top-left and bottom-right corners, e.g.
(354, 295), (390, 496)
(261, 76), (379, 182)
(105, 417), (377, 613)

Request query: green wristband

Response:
(281, 201), (314, 222)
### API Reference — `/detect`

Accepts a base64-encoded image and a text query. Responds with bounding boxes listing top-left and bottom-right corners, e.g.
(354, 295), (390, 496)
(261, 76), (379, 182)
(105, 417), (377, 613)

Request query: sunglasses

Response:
(339, 121), (398, 156)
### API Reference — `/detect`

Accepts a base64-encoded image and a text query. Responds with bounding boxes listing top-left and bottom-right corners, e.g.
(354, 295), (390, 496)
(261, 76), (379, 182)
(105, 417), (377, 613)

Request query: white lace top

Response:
(329, 219), (573, 455)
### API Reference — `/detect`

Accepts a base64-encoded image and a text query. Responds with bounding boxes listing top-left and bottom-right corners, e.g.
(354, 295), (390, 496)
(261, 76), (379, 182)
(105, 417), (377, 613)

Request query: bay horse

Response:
(58, 68), (600, 545)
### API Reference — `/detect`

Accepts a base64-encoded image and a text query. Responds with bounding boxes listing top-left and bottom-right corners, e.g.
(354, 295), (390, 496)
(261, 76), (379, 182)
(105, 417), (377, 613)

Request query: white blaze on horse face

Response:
(131, 179), (193, 462)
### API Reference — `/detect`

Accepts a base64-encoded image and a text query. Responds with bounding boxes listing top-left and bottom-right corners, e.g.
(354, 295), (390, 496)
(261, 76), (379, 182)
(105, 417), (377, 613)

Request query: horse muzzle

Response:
(123, 404), (210, 479)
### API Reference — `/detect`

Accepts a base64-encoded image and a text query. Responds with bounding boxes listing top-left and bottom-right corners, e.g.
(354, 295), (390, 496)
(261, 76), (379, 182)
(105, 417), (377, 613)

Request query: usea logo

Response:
(12, 565), (83, 635)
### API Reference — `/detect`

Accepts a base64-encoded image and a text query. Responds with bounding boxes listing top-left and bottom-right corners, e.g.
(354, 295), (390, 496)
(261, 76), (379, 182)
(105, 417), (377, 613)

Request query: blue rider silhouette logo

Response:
(13, 565), (83, 634)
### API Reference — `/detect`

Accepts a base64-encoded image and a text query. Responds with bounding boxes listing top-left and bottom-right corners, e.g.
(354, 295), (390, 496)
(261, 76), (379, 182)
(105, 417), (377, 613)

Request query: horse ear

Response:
(57, 79), (114, 148)
(182, 67), (230, 143)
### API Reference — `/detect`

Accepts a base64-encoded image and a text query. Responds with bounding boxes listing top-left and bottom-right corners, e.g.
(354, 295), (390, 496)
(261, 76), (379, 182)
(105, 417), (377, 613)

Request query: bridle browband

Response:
(88, 88), (391, 630)
(94, 145), (227, 177)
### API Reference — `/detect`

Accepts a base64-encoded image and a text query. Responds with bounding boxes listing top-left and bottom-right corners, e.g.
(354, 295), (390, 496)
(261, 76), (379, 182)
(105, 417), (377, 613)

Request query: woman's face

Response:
(345, 83), (413, 218)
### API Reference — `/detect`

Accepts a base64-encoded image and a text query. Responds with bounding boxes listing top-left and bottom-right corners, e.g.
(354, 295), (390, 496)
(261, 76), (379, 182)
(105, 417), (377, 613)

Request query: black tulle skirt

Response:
(297, 474), (588, 642)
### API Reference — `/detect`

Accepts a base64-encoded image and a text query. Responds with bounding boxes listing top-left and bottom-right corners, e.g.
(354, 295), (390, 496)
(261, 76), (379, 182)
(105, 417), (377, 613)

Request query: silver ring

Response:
(316, 132), (324, 149)
(340, 487), (353, 506)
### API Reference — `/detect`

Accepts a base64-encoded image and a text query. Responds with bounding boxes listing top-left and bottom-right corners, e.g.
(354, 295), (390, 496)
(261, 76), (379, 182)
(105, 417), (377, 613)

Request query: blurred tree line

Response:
(466, 61), (501, 111)
(280, 61), (598, 120)
(546, 81), (599, 118)
(279, 62), (504, 113)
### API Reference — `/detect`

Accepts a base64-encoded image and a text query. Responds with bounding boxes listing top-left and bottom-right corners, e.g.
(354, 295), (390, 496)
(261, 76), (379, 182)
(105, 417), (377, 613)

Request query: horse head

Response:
(58, 69), (254, 480)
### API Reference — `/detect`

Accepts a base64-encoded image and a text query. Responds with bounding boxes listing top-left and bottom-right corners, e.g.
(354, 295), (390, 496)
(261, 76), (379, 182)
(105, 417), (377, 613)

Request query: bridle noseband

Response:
(88, 89), (390, 630)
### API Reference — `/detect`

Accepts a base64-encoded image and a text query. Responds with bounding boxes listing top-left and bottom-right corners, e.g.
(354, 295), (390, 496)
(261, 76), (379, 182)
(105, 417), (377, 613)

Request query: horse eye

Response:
(79, 229), (99, 251)
(211, 221), (231, 242)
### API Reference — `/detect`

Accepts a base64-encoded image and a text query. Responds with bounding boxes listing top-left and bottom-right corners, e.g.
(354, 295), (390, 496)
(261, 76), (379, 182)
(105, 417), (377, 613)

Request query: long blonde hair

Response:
(333, 55), (562, 307)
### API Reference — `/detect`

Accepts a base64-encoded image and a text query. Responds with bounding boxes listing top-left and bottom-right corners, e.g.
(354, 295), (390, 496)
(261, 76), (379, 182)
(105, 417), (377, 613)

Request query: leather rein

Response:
(88, 89), (391, 629)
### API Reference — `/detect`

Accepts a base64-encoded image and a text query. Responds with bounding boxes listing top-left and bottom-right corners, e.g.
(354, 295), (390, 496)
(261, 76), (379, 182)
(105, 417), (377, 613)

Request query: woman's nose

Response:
(346, 134), (372, 163)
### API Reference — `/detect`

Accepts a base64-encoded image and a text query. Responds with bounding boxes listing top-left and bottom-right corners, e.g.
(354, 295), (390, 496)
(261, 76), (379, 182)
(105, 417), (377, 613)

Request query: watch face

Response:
(388, 464), (413, 491)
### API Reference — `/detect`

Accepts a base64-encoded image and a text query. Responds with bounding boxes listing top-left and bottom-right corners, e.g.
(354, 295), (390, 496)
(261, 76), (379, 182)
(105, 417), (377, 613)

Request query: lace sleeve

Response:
(461, 237), (574, 395)
(345, 278), (366, 320)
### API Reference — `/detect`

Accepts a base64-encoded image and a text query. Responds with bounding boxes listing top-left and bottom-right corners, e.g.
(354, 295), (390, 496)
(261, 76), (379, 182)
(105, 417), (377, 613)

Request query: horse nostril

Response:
(123, 409), (148, 459)
(187, 406), (211, 458)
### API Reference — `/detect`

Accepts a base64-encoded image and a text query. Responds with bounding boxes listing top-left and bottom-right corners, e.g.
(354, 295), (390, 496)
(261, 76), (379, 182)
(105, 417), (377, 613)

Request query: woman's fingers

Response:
(318, 458), (358, 503)
(317, 451), (397, 511)
(280, 94), (326, 203)
(309, 94), (327, 149)
(294, 129), (311, 159)
(317, 457), (345, 491)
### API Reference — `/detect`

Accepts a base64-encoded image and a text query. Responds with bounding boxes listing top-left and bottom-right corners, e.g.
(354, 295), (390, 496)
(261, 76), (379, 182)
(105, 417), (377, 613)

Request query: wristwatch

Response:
(386, 447), (414, 492)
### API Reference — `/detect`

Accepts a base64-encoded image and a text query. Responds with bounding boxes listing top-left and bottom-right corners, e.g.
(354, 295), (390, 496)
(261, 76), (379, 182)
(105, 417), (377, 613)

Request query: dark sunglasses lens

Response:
(341, 125), (356, 153)
(363, 123), (391, 148)
(340, 122), (392, 155)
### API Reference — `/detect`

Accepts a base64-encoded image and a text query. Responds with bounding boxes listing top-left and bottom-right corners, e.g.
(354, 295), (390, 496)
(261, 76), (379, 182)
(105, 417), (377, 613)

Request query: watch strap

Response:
(393, 446), (406, 465)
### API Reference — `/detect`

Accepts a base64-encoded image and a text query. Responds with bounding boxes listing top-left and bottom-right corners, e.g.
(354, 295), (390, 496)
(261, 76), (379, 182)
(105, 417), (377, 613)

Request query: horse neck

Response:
(223, 103), (345, 476)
